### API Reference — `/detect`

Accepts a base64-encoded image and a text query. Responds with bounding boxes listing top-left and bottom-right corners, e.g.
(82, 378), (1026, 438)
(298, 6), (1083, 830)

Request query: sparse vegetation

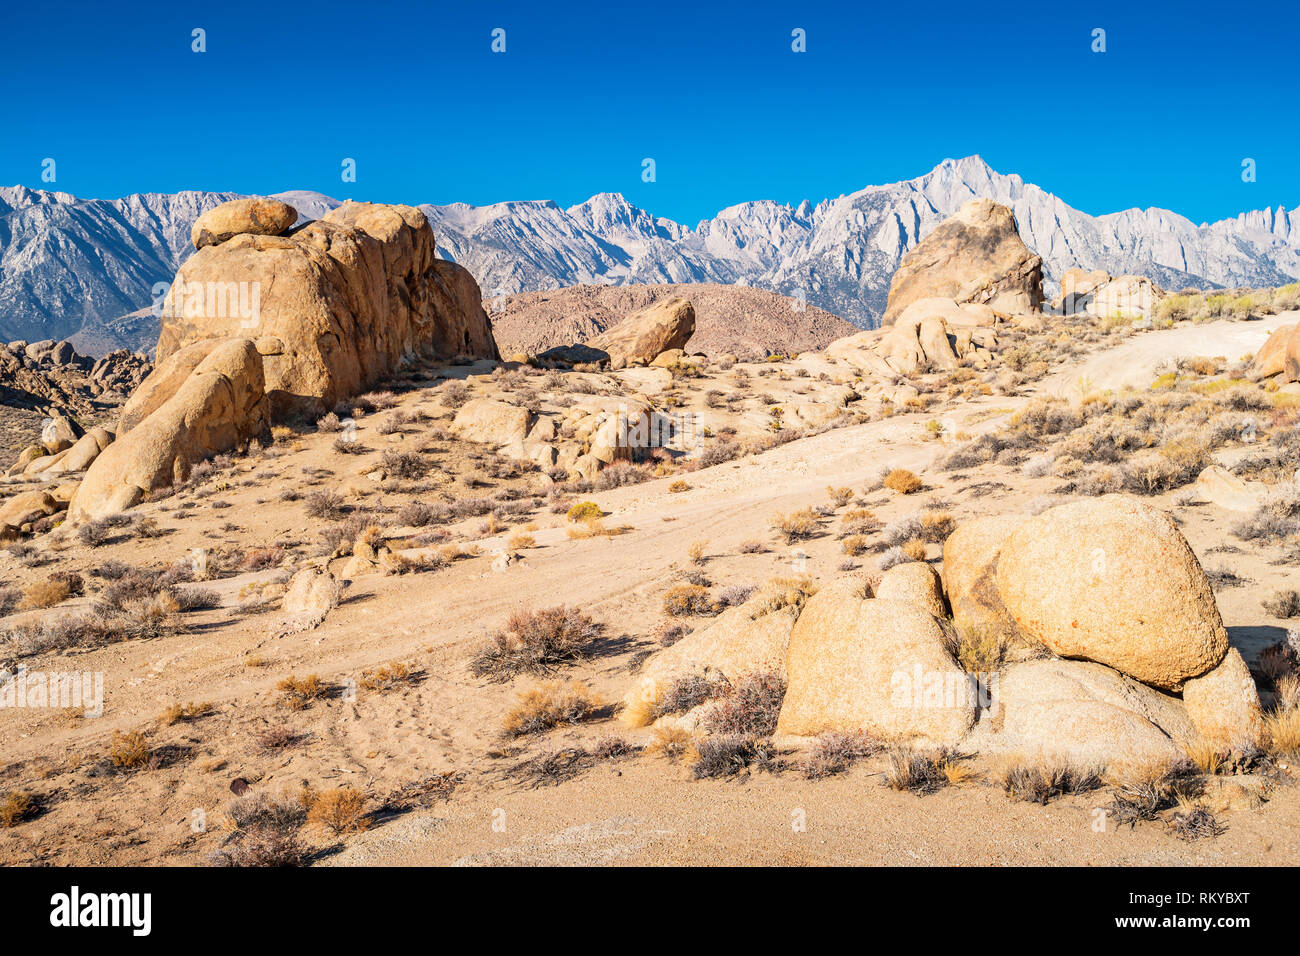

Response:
(470, 606), (602, 680)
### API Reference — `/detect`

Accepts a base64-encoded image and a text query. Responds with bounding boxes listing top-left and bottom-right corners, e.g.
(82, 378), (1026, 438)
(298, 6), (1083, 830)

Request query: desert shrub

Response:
(883, 747), (968, 793)
(0, 791), (38, 828)
(697, 440), (740, 468)
(839, 507), (880, 537)
(1232, 489), (1300, 541)
(883, 469), (923, 494)
(1262, 590), (1300, 619)
(646, 725), (697, 761)
(109, 730), (151, 770)
(654, 673), (729, 719)
(0, 587), (19, 615)
(594, 461), (654, 490)
(737, 539), (767, 554)
(358, 662), (416, 692)
(333, 437), (369, 455)
(920, 510), (956, 542)
(21, 575), (75, 610)
(158, 701), (214, 726)
(276, 674), (332, 710)
(304, 490), (346, 520)
(753, 575), (817, 616)
(77, 520), (113, 547)
(396, 500), (438, 527)
(701, 671), (787, 737)
(316, 412), (342, 432)
(305, 786), (370, 835)
(691, 736), (779, 779)
(715, 583), (756, 607)
(663, 584), (716, 616)
(255, 726), (304, 751)
(440, 380), (471, 407)
(826, 485), (855, 508)
(503, 680), (602, 736)
(1168, 806), (1227, 841)
(380, 449), (429, 479)
(506, 530), (536, 550)
(238, 547), (286, 573)
(469, 606), (602, 680)
(566, 501), (602, 522)
(768, 507), (821, 543)
(1106, 762), (1204, 828)
(945, 621), (1014, 673)
(803, 731), (881, 779)
(841, 535), (869, 556)
(1001, 761), (1102, 804)
(687, 540), (708, 565)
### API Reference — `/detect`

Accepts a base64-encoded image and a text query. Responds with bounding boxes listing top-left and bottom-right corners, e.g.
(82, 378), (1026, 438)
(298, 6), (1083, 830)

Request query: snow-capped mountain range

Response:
(2, 156), (1297, 352)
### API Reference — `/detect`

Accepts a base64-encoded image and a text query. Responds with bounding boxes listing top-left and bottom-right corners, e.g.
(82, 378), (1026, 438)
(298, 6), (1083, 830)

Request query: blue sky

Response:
(2, 0), (1296, 226)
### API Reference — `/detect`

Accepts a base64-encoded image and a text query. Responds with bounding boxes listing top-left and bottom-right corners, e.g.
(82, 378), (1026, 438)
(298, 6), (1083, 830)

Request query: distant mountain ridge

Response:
(2, 156), (1297, 354)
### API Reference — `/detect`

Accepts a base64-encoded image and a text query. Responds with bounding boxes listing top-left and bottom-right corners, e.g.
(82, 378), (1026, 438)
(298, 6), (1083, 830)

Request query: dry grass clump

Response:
(691, 735), (781, 779)
(565, 517), (632, 539)
(506, 530), (536, 550)
(469, 606), (602, 681)
(1263, 676), (1300, 758)
(304, 489), (347, 520)
(653, 672), (729, 720)
(687, 539), (708, 565)
(108, 730), (150, 770)
(945, 621), (1014, 674)
(1001, 760), (1102, 804)
(255, 726), (304, 751)
(663, 584), (716, 616)
(669, 480), (691, 493)
(0, 791), (38, 828)
(276, 674), (333, 710)
(1233, 489), (1300, 542)
(737, 538), (767, 554)
(920, 510), (957, 542)
(158, 701), (214, 726)
(646, 725), (697, 762)
(379, 449), (429, 479)
(305, 786), (370, 835)
(839, 507), (879, 537)
(803, 731), (881, 779)
(883, 747), (967, 793)
(502, 680), (603, 736)
(752, 575), (817, 616)
(768, 507), (821, 543)
(20, 574), (77, 610)
(358, 662), (416, 692)
(840, 535), (870, 556)
(883, 469), (923, 494)
(826, 485), (855, 508)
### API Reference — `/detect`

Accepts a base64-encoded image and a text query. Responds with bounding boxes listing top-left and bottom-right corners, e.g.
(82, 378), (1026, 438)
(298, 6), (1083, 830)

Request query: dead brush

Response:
(0, 791), (38, 828)
(275, 674), (333, 710)
(1001, 761), (1102, 804)
(653, 672), (729, 720)
(358, 662), (417, 692)
(108, 730), (151, 770)
(691, 735), (781, 779)
(945, 621), (1014, 674)
(1167, 804), (1227, 841)
(469, 606), (602, 681)
(752, 575), (817, 617)
(804, 731), (882, 779)
(883, 747), (968, 794)
(883, 469), (923, 494)
(305, 786), (371, 835)
(826, 485), (855, 508)
(502, 680), (603, 736)
(505, 747), (592, 788)
(700, 671), (787, 738)
(158, 701), (214, 726)
(1106, 761), (1205, 829)
(646, 725), (697, 762)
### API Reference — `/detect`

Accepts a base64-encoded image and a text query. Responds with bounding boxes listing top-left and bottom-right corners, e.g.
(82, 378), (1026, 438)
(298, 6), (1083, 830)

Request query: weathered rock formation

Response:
(1250, 321), (1299, 382)
(881, 199), (1043, 325)
(158, 198), (499, 419)
(190, 197), (298, 250)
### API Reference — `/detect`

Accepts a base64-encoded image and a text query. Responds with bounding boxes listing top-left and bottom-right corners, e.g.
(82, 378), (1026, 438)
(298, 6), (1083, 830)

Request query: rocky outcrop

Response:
(580, 297), (695, 369)
(995, 495), (1228, 690)
(1181, 648), (1263, 747)
(157, 199), (499, 419)
(776, 581), (975, 745)
(68, 338), (269, 521)
(191, 198), (297, 250)
(881, 199), (1043, 326)
(825, 297), (999, 376)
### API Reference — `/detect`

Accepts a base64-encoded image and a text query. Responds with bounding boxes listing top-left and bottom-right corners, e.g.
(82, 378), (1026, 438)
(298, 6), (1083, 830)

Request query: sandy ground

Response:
(1, 314), (1298, 866)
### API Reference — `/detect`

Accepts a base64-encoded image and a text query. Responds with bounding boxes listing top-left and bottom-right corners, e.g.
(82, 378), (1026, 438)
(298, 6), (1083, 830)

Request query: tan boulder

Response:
(876, 561), (947, 619)
(42, 427), (114, 474)
(969, 659), (1194, 770)
(1085, 275), (1161, 320)
(191, 197), (297, 250)
(1193, 465), (1267, 512)
(882, 199), (1043, 326)
(942, 515), (1026, 635)
(161, 200), (499, 419)
(996, 495), (1227, 690)
(451, 399), (533, 446)
(623, 602), (799, 726)
(282, 567), (341, 617)
(584, 297), (695, 368)
(1181, 648), (1263, 747)
(1249, 322), (1299, 382)
(1056, 267), (1112, 313)
(776, 582), (975, 745)
(68, 339), (269, 521)
(7, 445), (49, 476)
(0, 490), (61, 531)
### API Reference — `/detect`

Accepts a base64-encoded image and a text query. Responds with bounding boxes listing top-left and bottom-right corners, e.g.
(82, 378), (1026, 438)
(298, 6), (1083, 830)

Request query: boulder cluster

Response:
(1, 339), (150, 416)
(1052, 267), (1163, 320)
(622, 495), (1261, 768)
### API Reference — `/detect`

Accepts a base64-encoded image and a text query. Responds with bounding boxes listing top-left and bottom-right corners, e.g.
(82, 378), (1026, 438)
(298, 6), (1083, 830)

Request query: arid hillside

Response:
(487, 282), (857, 358)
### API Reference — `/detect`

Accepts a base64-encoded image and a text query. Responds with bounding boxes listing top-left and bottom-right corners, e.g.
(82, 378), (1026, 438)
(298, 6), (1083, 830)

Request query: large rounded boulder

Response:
(191, 197), (298, 250)
(776, 581), (975, 746)
(995, 495), (1227, 690)
(942, 515), (1026, 635)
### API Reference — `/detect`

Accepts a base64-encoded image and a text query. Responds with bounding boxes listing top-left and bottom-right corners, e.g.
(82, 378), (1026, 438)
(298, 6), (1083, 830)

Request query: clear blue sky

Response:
(2, 0), (1296, 227)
